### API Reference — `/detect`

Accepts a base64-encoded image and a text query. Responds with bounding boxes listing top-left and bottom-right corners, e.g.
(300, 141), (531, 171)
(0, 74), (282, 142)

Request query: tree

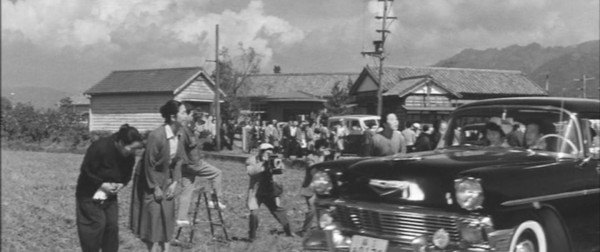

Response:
(1, 96), (12, 110)
(213, 43), (263, 120)
(325, 78), (353, 115)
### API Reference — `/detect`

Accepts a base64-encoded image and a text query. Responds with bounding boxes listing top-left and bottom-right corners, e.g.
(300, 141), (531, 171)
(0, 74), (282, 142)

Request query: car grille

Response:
(334, 204), (462, 246)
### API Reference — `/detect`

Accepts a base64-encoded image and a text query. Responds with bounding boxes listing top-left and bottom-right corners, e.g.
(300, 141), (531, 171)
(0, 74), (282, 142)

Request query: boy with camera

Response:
(245, 143), (295, 241)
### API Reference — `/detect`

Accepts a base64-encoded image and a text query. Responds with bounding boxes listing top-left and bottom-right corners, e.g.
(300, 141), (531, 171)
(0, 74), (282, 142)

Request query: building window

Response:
(250, 103), (267, 112)
(405, 95), (451, 107)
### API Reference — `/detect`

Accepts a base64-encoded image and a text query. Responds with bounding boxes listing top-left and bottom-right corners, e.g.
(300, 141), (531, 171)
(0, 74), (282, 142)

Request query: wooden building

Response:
(241, 73), (358, 121)
(350, 66), (547, 126)
(84, 67), (222, 132)
(67, 95), (91, 117)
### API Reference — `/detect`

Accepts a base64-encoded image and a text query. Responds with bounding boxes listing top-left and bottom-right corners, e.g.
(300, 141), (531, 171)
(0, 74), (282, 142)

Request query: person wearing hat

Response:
(245, 143), (294, 241)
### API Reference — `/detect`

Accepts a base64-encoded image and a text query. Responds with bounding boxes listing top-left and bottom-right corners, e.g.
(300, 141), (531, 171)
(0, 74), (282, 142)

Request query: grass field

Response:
(1, 150), (311, 251)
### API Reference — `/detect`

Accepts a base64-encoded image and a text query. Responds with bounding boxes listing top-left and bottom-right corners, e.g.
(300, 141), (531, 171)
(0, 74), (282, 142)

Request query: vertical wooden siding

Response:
(175, 80), (215, 101)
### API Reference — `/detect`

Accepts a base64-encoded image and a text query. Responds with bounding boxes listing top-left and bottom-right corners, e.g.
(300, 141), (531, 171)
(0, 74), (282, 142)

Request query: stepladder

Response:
(172, 187), (229, 248)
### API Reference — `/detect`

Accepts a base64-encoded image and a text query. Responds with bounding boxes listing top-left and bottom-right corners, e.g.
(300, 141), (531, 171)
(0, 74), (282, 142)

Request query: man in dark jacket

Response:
(415, 125), (434, 152)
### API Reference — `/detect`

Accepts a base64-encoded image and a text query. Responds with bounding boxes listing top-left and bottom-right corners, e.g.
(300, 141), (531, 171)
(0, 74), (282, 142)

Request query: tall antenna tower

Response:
(362, 0), (396, 116)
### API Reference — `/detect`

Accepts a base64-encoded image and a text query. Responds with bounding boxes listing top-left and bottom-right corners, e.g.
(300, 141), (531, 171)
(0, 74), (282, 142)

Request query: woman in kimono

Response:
(131, 100), (187, 252)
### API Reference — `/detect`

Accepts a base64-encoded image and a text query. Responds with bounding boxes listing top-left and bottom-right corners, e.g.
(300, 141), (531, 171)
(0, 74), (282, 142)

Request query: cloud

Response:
(1, 0), (305, 69)
(389, 0), (598, 50)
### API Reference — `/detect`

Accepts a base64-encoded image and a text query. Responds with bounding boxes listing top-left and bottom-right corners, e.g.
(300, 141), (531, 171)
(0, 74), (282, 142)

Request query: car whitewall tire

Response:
(509, 220), (547, 252)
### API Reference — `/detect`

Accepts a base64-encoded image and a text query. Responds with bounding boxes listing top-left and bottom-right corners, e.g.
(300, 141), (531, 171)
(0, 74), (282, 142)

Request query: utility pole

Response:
(214, 25), (221, 151)
(574, 74), (594, 99)
(362, 0), (396, 116)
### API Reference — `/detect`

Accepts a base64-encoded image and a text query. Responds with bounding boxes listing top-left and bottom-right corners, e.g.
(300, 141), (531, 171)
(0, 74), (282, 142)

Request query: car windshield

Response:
(440, 106), (580, 156)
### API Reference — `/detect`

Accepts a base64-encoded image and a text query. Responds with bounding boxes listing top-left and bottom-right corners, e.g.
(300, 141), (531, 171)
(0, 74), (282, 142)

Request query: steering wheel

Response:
(537, 134), (578, 154)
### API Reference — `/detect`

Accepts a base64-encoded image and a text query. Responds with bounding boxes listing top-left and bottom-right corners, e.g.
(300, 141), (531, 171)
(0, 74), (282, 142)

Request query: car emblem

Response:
(369, 179), (411, 196)
(369, 179), (424, 200)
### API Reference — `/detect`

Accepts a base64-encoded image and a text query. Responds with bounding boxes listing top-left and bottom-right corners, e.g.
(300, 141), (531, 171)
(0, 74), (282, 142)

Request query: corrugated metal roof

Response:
(241, 73), (359, 98)
(85, 67), (204, 94)
(365, 66), (547, 96)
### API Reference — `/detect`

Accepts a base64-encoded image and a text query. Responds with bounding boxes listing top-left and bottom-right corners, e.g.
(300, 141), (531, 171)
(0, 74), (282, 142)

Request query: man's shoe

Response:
(176, 219), (191, 227)
(208, 201), (226, 210)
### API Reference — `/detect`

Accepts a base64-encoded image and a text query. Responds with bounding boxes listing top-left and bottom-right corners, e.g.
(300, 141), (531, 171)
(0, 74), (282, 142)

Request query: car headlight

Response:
(311, 171), (333, 195)
(454, 177), (484, 210)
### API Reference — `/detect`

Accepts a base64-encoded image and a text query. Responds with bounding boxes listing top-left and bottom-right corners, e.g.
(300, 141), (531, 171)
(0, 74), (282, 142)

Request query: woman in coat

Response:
(367, 113), (407, 156)
(130, 100), (187, 252)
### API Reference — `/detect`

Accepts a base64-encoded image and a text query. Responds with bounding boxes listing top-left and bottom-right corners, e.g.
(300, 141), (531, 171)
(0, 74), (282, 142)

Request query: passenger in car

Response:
(485, 122), (509, 147)
(506, 124), (524, 147)
(524, 122), (547, 150)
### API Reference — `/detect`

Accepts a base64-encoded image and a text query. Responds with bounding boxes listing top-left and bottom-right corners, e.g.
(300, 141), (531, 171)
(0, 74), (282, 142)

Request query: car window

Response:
(350, 120), (360, 129)
(442, 106), (580, 156)
(363, 119), (378, 129)
(582, 119), (600, 158)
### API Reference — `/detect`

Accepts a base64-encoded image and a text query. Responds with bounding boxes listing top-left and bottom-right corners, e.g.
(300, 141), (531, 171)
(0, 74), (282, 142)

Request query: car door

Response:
(565, 118), (600, 251)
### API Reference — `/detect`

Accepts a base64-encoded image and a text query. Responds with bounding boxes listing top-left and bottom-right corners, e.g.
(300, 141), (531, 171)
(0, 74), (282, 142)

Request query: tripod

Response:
(172, 187), (229, 248)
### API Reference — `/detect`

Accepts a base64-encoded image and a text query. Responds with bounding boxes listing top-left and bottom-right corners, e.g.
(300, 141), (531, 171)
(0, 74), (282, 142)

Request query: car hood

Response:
(340, 147), (556, 208)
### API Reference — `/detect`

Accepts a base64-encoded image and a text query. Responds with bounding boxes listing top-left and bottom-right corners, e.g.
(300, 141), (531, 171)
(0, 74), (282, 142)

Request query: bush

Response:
(1, 97), (90, 153)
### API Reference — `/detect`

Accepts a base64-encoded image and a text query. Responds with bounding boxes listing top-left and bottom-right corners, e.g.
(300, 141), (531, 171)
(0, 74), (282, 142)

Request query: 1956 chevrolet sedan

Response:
(303, 97), (599, 252)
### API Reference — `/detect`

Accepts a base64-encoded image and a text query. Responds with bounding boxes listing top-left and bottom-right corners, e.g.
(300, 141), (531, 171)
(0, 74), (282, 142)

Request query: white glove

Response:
(93, 189), (107, 201)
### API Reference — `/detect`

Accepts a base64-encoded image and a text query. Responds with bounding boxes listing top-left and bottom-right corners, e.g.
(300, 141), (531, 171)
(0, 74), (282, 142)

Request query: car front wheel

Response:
(509, 220), (547, 252)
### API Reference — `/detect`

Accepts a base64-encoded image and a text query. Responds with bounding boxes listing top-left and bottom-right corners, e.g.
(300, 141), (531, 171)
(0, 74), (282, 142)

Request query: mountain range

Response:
(434, 40), (600, 99)
(1, 86), (76, 109)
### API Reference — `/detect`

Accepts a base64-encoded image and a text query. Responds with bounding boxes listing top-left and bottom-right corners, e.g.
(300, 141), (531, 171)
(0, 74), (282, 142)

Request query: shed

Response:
(84, 67), (222, 132)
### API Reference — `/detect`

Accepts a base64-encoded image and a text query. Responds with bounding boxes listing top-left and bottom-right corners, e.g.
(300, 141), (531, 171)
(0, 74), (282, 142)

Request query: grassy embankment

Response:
(1, 150), (311, 251)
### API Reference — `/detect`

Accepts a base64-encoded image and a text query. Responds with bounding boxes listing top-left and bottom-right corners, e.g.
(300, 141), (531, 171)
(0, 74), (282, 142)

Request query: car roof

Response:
(459, 97), (600, 115)
(328, 115), (380, 120)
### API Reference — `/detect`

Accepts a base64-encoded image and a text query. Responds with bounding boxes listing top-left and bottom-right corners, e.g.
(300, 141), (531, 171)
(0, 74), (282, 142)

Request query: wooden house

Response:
(350, 66), (547, 127)
(84, 67), (222, 132)
(241, 73), (358, 121)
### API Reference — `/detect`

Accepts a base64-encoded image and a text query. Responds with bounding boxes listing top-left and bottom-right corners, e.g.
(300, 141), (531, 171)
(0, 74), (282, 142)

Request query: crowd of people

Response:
(241, 114), (449, 159)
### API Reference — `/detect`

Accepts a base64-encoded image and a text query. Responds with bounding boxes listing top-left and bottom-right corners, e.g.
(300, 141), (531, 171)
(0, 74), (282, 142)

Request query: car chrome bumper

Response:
(303, 198), (515, 251)
(303, 228), (514, 251)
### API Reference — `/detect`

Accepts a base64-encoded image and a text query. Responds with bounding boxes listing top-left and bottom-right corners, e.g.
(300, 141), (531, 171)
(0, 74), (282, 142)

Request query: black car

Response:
(303, 97), (599, 252)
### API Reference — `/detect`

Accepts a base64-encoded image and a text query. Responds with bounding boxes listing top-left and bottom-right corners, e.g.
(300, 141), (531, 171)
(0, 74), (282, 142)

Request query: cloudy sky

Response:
(2, 0), (599, 94)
